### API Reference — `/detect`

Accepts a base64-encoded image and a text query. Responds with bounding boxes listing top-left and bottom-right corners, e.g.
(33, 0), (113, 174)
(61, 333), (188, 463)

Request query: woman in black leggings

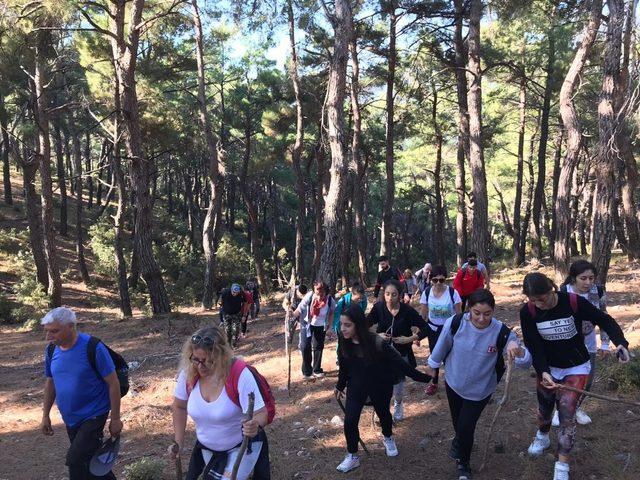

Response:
(334, 304), (431, 473)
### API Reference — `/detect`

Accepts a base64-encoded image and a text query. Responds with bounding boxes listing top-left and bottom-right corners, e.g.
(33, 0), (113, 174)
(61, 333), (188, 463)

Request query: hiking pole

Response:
(334, 391), (370, 456)
(170, 442), (183, 480)
(230, 392), (255, 480)
(285, 309), (292, 396)
(479, 358), (514, 472)
(554, 383), (640, 408)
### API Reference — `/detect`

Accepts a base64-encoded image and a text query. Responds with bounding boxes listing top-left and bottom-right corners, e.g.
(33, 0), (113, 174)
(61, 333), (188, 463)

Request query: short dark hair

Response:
(467, 259), (478, 267)
(522, 272), (556, 296)
(466, 252), (478, 259)
(313, 280), (329, 295)
(431, 265), (447, 278)
(350, 284), (365, 296)
(467, 288), (495, 309)
(298, 284), (309, 295)
(378, 255), (389, 262)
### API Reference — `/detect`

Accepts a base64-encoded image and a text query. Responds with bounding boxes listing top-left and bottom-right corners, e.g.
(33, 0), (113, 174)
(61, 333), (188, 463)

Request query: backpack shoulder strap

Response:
(527, 301), (537, 319)
(224, 358), (247, 408)
(45, 342), (55, 370)
(424, 285), (432, 301)
(450, 312), (464, 336)
(448, 286), (455, 303)
(568, 293), (578, 313)
(597, 285), (605, 298)
(496, 323), (511, 354)
(86, 336), (102, 379)
(559, 284), (568, 293)
(186, 372), (200, 398)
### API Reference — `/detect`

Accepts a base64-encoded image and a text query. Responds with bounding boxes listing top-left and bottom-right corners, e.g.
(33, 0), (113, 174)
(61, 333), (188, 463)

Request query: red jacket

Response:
(453, 267), (485, 297)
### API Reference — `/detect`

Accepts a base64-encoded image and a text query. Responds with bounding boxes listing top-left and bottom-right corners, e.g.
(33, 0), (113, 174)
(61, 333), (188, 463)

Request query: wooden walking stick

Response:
(479, 358), (514, 472)
(230, 392), (255, 480)
(170, 442), (182, 480)
(554, 383), (640, 407)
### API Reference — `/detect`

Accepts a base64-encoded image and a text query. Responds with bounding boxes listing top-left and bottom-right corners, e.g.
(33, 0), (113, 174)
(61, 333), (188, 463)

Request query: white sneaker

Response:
(527, 431), (550, 457)
(383, 436), (398, 457)
(552, 410), (560, 427)
(575, 409), (592, 425)
(336, 453), (360, 473)
(393, 402), (404, 422)
(553, 461), (570, 480)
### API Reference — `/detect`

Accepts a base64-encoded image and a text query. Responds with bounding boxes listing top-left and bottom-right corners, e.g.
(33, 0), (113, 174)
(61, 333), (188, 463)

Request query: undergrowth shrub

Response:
(0, 292), (14, 323)
(123, 457), (164, 480)
(13, 250), (50, 324)
(599, 349), (640, 393)
(88, 217), (119, 276)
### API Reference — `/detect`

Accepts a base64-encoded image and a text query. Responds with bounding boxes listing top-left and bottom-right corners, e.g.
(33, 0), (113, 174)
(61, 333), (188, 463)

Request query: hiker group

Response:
(39, 256), (633, 480)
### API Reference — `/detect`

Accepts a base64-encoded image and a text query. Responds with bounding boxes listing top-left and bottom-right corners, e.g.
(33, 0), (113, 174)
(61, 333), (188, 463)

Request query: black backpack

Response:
(445, 313), (511, 383)
(46, 336), (129, 397)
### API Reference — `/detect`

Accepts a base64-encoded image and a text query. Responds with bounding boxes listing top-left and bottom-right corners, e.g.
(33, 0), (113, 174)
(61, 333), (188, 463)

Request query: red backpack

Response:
(187, 358), (276, 425)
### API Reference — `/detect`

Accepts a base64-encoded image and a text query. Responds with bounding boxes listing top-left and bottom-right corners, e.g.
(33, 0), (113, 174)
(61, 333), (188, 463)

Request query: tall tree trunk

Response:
(0, 94), (12, 205)
(70, 115), (90, 284)
(380, 3), (397, 257)
(467, 0), (489, 260)
(318, 0), (353, 289)
(21, 156), (49, 289)
(617, 0), (640, 260)
(85, 132), (93, 210)
(550, 127), (563, 254)
(112, 72), (132, 317)
(453, 0), (469, 266)
(53, 116), (68, 237)
(513, 50), (526, 266)
(531, 11), (556, 258)
(32, 30), (62, 307)
(591, 0), (623, 284)
(553, 0), (603, 279)
(193, 0), (224, 309)
(109, 0), (170, 314)
(312, 142), (326, 278)
(350, 37), (369, 286)
(239, 114), (269, 290)
(287, 0), (306, 280)
(432, 84), (445, 265)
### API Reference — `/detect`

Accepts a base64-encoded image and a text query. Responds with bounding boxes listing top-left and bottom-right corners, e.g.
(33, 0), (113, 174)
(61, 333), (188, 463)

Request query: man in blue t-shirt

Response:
(40, 307), (123, 479)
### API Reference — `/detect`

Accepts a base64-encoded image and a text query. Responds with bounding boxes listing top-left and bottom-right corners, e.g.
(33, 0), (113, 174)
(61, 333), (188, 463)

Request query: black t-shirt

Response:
(374, 265), (407, 297)
(520, 292), (628, 375)
(220, 289), (245, 315)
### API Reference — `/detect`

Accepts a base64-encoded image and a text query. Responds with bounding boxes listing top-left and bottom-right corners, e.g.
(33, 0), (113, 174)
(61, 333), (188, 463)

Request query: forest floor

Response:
(1, 178), (640, 480)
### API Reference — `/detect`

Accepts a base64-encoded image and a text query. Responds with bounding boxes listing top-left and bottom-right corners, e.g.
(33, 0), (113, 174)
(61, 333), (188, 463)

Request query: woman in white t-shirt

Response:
(556, 260), (609, 427)
(419, 265), (462, 396)
(169, 326), (270, 480)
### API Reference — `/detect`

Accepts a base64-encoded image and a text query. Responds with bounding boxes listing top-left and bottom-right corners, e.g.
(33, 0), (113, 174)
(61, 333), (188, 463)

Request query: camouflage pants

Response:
(223, 312), (242, 347)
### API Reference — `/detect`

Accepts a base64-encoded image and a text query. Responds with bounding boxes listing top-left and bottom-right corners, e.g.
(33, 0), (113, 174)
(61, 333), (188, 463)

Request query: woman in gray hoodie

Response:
(425, 289), (520, 480)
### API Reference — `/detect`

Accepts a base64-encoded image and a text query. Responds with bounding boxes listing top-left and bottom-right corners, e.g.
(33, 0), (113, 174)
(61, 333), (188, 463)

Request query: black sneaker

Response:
(448, 444), (460, 461)
(457, 461), (472, 480)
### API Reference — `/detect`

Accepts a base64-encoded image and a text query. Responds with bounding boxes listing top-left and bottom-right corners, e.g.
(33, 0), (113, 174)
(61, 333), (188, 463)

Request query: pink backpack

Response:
(187, 358), (276, 424)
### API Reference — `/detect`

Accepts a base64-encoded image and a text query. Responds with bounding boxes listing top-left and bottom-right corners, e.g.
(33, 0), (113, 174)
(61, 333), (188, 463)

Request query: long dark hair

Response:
(338, 304), (377, 362)
(562, 260), (597, 287)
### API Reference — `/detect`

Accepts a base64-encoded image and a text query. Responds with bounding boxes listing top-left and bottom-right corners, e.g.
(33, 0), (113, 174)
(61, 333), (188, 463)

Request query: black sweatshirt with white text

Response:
(520, 292), (628, 376)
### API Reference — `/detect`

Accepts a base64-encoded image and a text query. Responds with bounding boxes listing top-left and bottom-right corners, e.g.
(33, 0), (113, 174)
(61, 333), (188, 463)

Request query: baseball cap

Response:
(89, 436), (120, 476)
(231, 283), (242, 293)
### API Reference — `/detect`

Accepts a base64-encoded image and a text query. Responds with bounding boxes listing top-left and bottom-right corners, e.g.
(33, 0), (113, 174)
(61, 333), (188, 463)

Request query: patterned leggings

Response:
(536, 374), (589, 456)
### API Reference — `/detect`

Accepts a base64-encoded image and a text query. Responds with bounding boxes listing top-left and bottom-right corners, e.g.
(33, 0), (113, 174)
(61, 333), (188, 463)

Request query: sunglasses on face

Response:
(189, 354), (208, 366)
(432, 278), (446, 283)
(191, 334), (215, 347)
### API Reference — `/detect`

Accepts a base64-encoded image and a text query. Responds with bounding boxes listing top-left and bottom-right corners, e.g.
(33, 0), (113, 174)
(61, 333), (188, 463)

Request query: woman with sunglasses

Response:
(366, 279), (429, 422)
(521, 272), (630, 480)
(335, 304), (432, 473)
(419, 265), (462, 396)
(169, 326), (270, 480)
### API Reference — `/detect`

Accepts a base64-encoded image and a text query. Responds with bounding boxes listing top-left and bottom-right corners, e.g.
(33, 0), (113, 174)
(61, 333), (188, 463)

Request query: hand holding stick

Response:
(230, 392), (255, 480)
(170, 442), (182, 480)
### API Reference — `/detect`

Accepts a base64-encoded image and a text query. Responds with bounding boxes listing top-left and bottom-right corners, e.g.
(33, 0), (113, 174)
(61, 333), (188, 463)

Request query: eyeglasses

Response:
(191, 334), (214, 347)
(189, 354), (208, 366)
(432, 278), (446, 284)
